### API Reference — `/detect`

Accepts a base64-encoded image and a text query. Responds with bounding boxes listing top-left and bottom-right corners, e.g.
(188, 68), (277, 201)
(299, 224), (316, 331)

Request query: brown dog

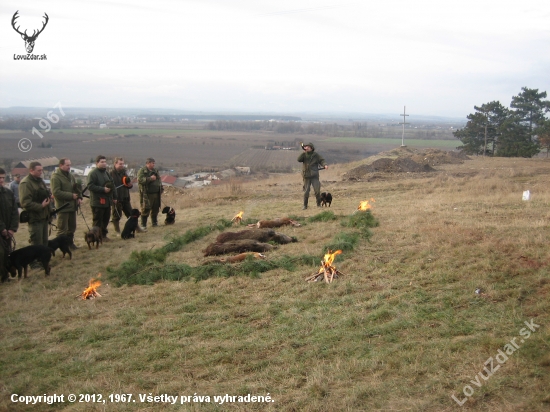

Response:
(85, 226), (103, 250)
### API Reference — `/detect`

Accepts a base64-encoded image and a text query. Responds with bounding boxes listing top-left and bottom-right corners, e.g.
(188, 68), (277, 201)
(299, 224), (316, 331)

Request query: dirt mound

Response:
(409, 148), (469, 167)
(343, 147), (469, 181)
(344, 157), (434, 180)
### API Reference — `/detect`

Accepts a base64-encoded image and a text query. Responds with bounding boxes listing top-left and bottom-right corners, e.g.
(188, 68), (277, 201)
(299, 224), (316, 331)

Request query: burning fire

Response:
(306, 249), (344, 283)
(231, 211), (244, 224)
(80, 274), (102, 300)
(357, 198), (375, 211)
(320, 249), (342, 272)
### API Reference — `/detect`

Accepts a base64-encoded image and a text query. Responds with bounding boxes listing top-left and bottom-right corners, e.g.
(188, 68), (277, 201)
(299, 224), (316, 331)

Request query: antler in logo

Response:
(12, 11), (49, 54)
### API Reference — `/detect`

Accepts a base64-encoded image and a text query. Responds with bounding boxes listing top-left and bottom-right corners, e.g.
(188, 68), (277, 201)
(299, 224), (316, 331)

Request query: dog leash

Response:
(1, 235), (16, 256)
(113, 204), (122, 219)
(48, 221), (58, 236)
(78, 205), (91, 231)
(9, 236), (16, 254)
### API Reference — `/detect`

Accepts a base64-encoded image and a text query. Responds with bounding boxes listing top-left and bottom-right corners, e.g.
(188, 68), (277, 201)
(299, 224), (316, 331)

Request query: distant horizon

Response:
(0, 106), (467, 122)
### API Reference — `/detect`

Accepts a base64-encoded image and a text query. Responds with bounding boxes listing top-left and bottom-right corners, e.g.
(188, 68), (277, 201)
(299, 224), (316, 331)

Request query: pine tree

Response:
(453, 101), (509, 155)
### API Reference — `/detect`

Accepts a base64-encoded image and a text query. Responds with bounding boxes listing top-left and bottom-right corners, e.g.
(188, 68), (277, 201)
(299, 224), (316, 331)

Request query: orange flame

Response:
(81, 274), (102, 300)
(357, 198), (375, 211)
(318, 250), (342, 273)
(232, 211), (244, 223)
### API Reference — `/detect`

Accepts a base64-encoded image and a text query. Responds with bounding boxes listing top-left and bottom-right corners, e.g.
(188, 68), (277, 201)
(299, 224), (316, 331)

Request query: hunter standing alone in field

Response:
(297, 142), (328, 210)
(50, 158), (82, 249)
(0, 168), (19, 283)
(110, 157), (133, 235)
(87, 155), (117, 241)
(138, 158), (162, 230)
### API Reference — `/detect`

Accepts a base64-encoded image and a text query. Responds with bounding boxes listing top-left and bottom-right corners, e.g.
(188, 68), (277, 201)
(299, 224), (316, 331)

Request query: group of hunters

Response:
(0, 156), (163, 282)
(1, 143), (328, 281)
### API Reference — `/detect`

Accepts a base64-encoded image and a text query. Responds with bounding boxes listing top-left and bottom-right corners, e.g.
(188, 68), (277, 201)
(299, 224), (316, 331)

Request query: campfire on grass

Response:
(232, 211), (244, 225)
(354, 198), (375, 214)
(79, 274), (102, 300)
(305, 250), (345, 283)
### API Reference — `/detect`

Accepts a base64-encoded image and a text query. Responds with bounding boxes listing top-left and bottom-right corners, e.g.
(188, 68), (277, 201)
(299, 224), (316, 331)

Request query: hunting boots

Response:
(69, 233), (79, 250)
(140, 216), (148, 231)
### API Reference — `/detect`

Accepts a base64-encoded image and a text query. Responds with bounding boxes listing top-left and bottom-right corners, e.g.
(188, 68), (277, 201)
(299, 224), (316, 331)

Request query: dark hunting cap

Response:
(146, 157), (155, 163)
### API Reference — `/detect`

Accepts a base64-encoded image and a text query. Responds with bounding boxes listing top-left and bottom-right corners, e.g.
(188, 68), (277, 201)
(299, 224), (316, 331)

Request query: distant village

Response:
(6, 156), (251, 190)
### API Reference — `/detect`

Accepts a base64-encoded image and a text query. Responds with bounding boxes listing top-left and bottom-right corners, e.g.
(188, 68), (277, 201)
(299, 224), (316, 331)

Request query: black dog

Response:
(121, 209), (143, 239)
(7, 245), (52, 280)
(48, 235), (73, 260)
(162, 206), (176, 225)
(320, 192), (332, 207)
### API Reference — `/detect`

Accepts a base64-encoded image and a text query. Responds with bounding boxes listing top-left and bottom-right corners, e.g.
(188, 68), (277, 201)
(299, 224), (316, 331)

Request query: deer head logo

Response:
(12, 11), (49, 54)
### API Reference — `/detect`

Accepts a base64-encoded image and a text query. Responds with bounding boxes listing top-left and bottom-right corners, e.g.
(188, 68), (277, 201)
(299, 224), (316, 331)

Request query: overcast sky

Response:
(0, 0), (549, 117)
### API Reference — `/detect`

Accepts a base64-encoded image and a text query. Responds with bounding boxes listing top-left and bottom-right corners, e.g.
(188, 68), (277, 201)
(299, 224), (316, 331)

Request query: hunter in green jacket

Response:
(137, 157), (162, 229)
(51, 158), (82, 247)
(1, 167), (19, 282)
(19, 162), (52, 246)
(87, 156), (117, 239)
(297, 142), (328, 209)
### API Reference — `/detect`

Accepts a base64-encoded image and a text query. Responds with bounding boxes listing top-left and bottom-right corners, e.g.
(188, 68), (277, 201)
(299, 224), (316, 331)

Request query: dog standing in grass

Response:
(48, 235), (73, 260)
(85, 226), (103, 250)
(8, 245), (52, 278)
(320, 192), (332, 207)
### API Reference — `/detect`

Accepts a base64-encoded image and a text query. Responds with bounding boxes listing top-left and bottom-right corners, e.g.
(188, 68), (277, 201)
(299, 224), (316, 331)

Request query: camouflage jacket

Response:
(297, 151), (326, 179)
(137, 166), (162, 194)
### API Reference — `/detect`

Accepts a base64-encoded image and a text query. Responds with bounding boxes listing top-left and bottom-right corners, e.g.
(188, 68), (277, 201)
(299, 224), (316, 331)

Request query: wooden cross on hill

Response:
(400, 106), (409, 147)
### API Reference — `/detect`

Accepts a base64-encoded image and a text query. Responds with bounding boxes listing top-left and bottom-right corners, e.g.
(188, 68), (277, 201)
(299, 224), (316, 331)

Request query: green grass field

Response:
(1, 154), (548, 411)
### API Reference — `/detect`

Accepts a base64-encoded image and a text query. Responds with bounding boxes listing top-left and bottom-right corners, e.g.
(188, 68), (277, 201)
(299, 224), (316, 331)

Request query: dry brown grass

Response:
(1, 153), (549, 411)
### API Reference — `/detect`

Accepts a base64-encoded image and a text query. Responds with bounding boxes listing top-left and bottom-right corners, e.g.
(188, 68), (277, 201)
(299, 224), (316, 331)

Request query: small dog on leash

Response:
(85, 226), (103, 250)
(320, 192), (332, 207)
(48, 235), (73, 260)
(162, 206), (176, 225)
(121, 209), (144, 239)
(6, 245), (52, 280)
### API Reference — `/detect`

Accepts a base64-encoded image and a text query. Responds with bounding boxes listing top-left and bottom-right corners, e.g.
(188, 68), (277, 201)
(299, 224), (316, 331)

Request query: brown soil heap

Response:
(343, 148), (470, 181)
